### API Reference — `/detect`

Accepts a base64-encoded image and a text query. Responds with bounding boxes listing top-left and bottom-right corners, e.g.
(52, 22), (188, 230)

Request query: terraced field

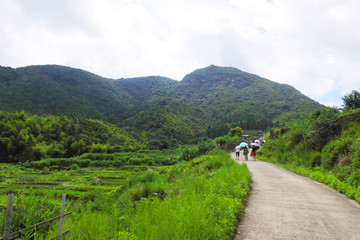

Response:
(0, 164), (162, 202)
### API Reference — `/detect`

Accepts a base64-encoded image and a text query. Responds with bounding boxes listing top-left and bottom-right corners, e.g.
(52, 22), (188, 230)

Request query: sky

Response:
(1, 0), (360, 107)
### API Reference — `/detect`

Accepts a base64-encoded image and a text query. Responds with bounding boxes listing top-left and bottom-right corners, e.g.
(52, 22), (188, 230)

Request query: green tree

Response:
(0, 111), (142, 163)
(343, 90), (360, 110)
(228, 126), (243, 137)
(308, 107), (341, 151)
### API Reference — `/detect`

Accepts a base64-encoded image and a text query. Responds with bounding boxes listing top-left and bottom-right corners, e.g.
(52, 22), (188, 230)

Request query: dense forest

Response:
(0, 64), (323, 146)
(0, 111), (142, 163)
(0, 110), (225, 164)
(121, 97), (210, 149)
(259, 90), (360, 202)
(169, 65), (322, 134)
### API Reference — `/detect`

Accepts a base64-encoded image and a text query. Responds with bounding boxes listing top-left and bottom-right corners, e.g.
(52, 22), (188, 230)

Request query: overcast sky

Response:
(1, 0), (360, 107)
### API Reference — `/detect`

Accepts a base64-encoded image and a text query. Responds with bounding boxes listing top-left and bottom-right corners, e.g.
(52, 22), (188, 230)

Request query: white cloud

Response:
(1, 0), (360, 106)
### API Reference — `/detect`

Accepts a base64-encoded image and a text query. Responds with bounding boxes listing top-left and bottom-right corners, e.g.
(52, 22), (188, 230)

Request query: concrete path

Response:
(231, 152), (360, 240)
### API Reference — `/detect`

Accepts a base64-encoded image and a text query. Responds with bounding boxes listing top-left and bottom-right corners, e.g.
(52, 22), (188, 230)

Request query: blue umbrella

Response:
(239, 142), (248, 147)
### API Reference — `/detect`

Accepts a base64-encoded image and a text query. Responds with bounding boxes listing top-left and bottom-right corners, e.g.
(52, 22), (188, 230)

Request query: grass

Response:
(29, 149), (182, 170)
(63, 149), (251, 240)
(0, 165), (146, 206)
(1, 149), (251, 239)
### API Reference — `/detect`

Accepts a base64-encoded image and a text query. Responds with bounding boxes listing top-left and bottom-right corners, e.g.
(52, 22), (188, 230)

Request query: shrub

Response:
(346, 170), (360, 188)
(289, 129), (304, 146)
(197, 139), (216, 154)
(351, 138), (360, 168)
(204, 156), (224, 171)
(308, 107), (341, 151)
(7, 193), (60, 237)
(70, 163), (80, 170)
(322, 138), (352, 170)
(129, 182), (168, 201)
(214, 135), (240, 150)
(180, 146), (199, 161)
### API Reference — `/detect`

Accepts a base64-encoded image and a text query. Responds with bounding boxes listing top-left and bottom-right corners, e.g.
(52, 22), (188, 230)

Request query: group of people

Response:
(235, 140), (261, 161)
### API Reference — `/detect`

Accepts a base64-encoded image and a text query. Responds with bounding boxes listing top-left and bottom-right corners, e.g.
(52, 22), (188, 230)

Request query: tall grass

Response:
(63, 149), (250, 239)
(1, 149), (250, 239)
(29, 149), (182, 170)
(0, 191), (61, 239)
(129, 151), (250, 240)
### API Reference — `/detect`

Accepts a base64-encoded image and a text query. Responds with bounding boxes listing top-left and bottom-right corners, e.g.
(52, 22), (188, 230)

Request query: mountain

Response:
(122, 97), (210, 149)
(115, 76), (178, 104)
(0, 64), (323, 147)
(0, 65), (134, 123)
(168, 65), (322, 136)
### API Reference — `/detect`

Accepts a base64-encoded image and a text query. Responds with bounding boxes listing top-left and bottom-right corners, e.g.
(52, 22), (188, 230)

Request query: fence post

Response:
(3, 194), (14, 240)
(57, 193), (66, 240)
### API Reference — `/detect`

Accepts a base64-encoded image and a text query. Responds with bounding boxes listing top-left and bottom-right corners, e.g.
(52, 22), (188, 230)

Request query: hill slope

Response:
(0, 64), (323, 146)
(122, 97), (210, 148)
(0, 110), (141, 163)
(169, 65), (322, 136)
(0, 65), (135, 123)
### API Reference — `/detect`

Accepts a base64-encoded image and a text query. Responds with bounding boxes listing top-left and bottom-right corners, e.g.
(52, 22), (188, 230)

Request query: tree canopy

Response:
(343, 90), (360, 110)
(0, 111), (142, 163)
(228, 126), (244, 137)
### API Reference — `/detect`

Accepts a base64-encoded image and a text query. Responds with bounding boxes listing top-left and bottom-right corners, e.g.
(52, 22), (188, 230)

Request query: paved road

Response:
(231, 152), (360, 240)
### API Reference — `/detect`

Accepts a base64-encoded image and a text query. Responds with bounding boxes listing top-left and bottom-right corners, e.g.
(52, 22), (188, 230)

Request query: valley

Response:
(2, 64), (360, 239)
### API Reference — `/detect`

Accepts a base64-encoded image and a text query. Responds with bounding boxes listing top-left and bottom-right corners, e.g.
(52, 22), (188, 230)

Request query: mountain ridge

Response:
(0, 64), (323, 146)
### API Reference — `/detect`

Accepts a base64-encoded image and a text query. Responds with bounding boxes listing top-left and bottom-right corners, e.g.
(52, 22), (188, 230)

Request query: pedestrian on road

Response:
(243, 146), (249, 161)
(235, 145), (241, 160)
(251, 145), (258, 161)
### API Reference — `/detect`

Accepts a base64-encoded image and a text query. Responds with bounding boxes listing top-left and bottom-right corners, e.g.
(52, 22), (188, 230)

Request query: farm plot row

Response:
(0, 164), (159, 201)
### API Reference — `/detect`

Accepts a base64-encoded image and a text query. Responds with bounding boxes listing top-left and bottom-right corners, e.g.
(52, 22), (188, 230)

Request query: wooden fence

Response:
(1, 193), (72, 240)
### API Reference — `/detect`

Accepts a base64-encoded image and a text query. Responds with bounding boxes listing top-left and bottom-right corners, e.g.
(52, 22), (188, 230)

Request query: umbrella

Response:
(251, 142), (260, 147)
(239, 142), (248, 147)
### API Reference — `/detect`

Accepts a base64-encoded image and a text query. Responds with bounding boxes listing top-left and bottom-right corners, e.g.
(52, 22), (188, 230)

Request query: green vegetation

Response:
(29, 149), (182, 170)
(259, 103), (360, 203)
(0, 163), (137, 199)
(179, 139), (217, 161)
(0, 150), (251, 240)
(0, 65), (134, 124)
(0, 64), (323, 146)
(228, 126), (243, 137)
(0, 63), (329, 239)
(169, 65), (323, 136)
(121, 97), (210, 148)
(342, 90), (360, 110)
(0, 111), (142, 163)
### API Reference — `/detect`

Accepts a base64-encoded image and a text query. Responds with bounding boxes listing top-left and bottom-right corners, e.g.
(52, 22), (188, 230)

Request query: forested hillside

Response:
(0, 65), (133, 124)
(0, 64), (323, 146)
(0, 111), (142, 163)
(115, 76), (178, 104)
(121, 97), (210, 148)
(170, 65), (322, 136)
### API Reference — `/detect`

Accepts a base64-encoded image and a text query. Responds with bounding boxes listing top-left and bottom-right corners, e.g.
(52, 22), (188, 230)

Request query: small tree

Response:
(228, 126), (243, 137)
(342, 90), (360, 110)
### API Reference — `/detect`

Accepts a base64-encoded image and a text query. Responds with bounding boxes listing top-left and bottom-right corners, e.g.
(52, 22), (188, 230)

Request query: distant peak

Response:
(206, 64), (218, 68)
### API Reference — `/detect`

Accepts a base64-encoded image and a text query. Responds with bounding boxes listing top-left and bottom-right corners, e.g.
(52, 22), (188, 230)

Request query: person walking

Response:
(243, 146), (249, 161)
(250, 144), (259, 161)
(235, 145), (241, 160)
